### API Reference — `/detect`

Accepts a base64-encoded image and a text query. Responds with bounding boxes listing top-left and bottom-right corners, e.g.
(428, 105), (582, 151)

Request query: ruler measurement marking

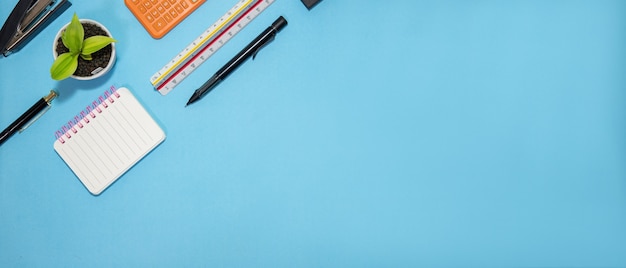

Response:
(153, 0), (272, 95)
(157, 3), (260, 91)
(151, 0), (254, 87)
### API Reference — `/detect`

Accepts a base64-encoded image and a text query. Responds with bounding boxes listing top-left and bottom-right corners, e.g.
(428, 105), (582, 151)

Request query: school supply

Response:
(0, 90), (57, 146)
(150, 0), (274, 96)
(186, 16), (287, 106)
(0, 0), (72, 56)
(125, 0), (205, 39)
(300, 0), (321, 10)
(53, 86), (165, 195)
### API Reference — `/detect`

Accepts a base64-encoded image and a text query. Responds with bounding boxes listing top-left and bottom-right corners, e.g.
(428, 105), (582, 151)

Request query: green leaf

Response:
(81, 53), (92, 60)
(50, 52), (79, 80)
(62, 13), (84, 54)
(81, 36), (116, 56)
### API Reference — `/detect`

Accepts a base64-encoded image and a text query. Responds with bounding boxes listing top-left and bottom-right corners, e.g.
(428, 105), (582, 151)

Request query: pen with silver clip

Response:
(0, 90), (57, 146)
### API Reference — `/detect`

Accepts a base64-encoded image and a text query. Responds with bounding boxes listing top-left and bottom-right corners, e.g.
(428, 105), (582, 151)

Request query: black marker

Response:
(186, 16), (288, 106)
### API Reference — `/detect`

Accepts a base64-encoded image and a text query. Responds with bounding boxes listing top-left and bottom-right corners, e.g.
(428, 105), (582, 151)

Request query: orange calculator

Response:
(125, 0), (206, 39)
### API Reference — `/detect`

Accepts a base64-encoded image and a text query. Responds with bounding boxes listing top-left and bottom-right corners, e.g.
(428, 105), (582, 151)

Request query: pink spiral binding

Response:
(74, 115), (83, 128)
(54, 86), (121, 144)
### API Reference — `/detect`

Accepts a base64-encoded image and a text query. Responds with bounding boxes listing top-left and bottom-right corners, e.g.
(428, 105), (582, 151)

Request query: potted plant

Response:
(50, 13), (117, 80)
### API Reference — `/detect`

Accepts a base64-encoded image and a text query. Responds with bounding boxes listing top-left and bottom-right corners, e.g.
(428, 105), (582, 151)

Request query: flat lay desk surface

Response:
(2, 0), (626, 266)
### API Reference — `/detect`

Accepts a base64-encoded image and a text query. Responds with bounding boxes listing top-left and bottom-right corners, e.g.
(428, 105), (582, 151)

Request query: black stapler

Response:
(0, 0), (71, 57)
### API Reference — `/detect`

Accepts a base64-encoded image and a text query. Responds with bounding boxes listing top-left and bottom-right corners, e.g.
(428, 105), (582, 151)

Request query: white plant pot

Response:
(52, 19), (116, 80)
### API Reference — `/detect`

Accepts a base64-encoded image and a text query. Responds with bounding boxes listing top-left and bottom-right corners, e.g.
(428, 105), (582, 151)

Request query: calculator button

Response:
(126, 0), (206, 38)
(164, 14), (173, 22)
(153, 18), (166, 31)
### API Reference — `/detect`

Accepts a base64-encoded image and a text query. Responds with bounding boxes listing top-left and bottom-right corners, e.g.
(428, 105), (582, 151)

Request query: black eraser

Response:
(300, 0), (322, 10)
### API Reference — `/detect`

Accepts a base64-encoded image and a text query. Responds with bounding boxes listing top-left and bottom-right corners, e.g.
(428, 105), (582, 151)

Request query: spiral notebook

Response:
(53, 86), (165, 195)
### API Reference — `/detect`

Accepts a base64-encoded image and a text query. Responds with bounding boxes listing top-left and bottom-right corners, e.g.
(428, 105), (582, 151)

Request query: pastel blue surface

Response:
(1, 0), (626, 266)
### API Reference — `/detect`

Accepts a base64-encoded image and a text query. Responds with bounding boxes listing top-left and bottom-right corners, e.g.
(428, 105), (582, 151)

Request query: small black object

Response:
(300, 0), (322, 10)
(0, 0), (72, 56)
(186, 16), (288, 106)
(0, 90), (57, 147)
(0, 0), (35, 54)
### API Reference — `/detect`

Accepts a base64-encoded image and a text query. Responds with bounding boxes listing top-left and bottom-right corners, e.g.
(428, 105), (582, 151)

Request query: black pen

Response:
(0, 90), (57, 146)
(186, 16), (288, 106)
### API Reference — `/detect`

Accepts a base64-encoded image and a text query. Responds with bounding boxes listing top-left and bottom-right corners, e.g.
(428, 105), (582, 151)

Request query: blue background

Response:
(2, 0), (626, 266)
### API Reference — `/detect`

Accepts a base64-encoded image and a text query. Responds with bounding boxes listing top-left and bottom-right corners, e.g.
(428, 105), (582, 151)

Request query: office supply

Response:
(0, 90), (57, 146)
(151, 0), (275, 96)
(0, 0), (71, 56)
(300, 0), (321, 10)
(53, 86), (165, 195)
(125, 0), (206, 39)
(186, 16), (287, 106)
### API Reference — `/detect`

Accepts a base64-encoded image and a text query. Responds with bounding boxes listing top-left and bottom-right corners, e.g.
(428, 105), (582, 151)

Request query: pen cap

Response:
(271, 16), (288, 33)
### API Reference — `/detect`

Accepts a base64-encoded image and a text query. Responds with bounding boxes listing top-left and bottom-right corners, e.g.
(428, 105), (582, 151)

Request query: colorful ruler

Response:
(150, 0), (275, 95)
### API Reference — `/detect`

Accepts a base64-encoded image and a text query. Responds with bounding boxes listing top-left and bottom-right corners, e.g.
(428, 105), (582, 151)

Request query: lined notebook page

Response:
(54, 87), (165, 195)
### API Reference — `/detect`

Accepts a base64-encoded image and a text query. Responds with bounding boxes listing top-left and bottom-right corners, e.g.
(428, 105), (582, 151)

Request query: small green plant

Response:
(50, 13), (117, 80)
